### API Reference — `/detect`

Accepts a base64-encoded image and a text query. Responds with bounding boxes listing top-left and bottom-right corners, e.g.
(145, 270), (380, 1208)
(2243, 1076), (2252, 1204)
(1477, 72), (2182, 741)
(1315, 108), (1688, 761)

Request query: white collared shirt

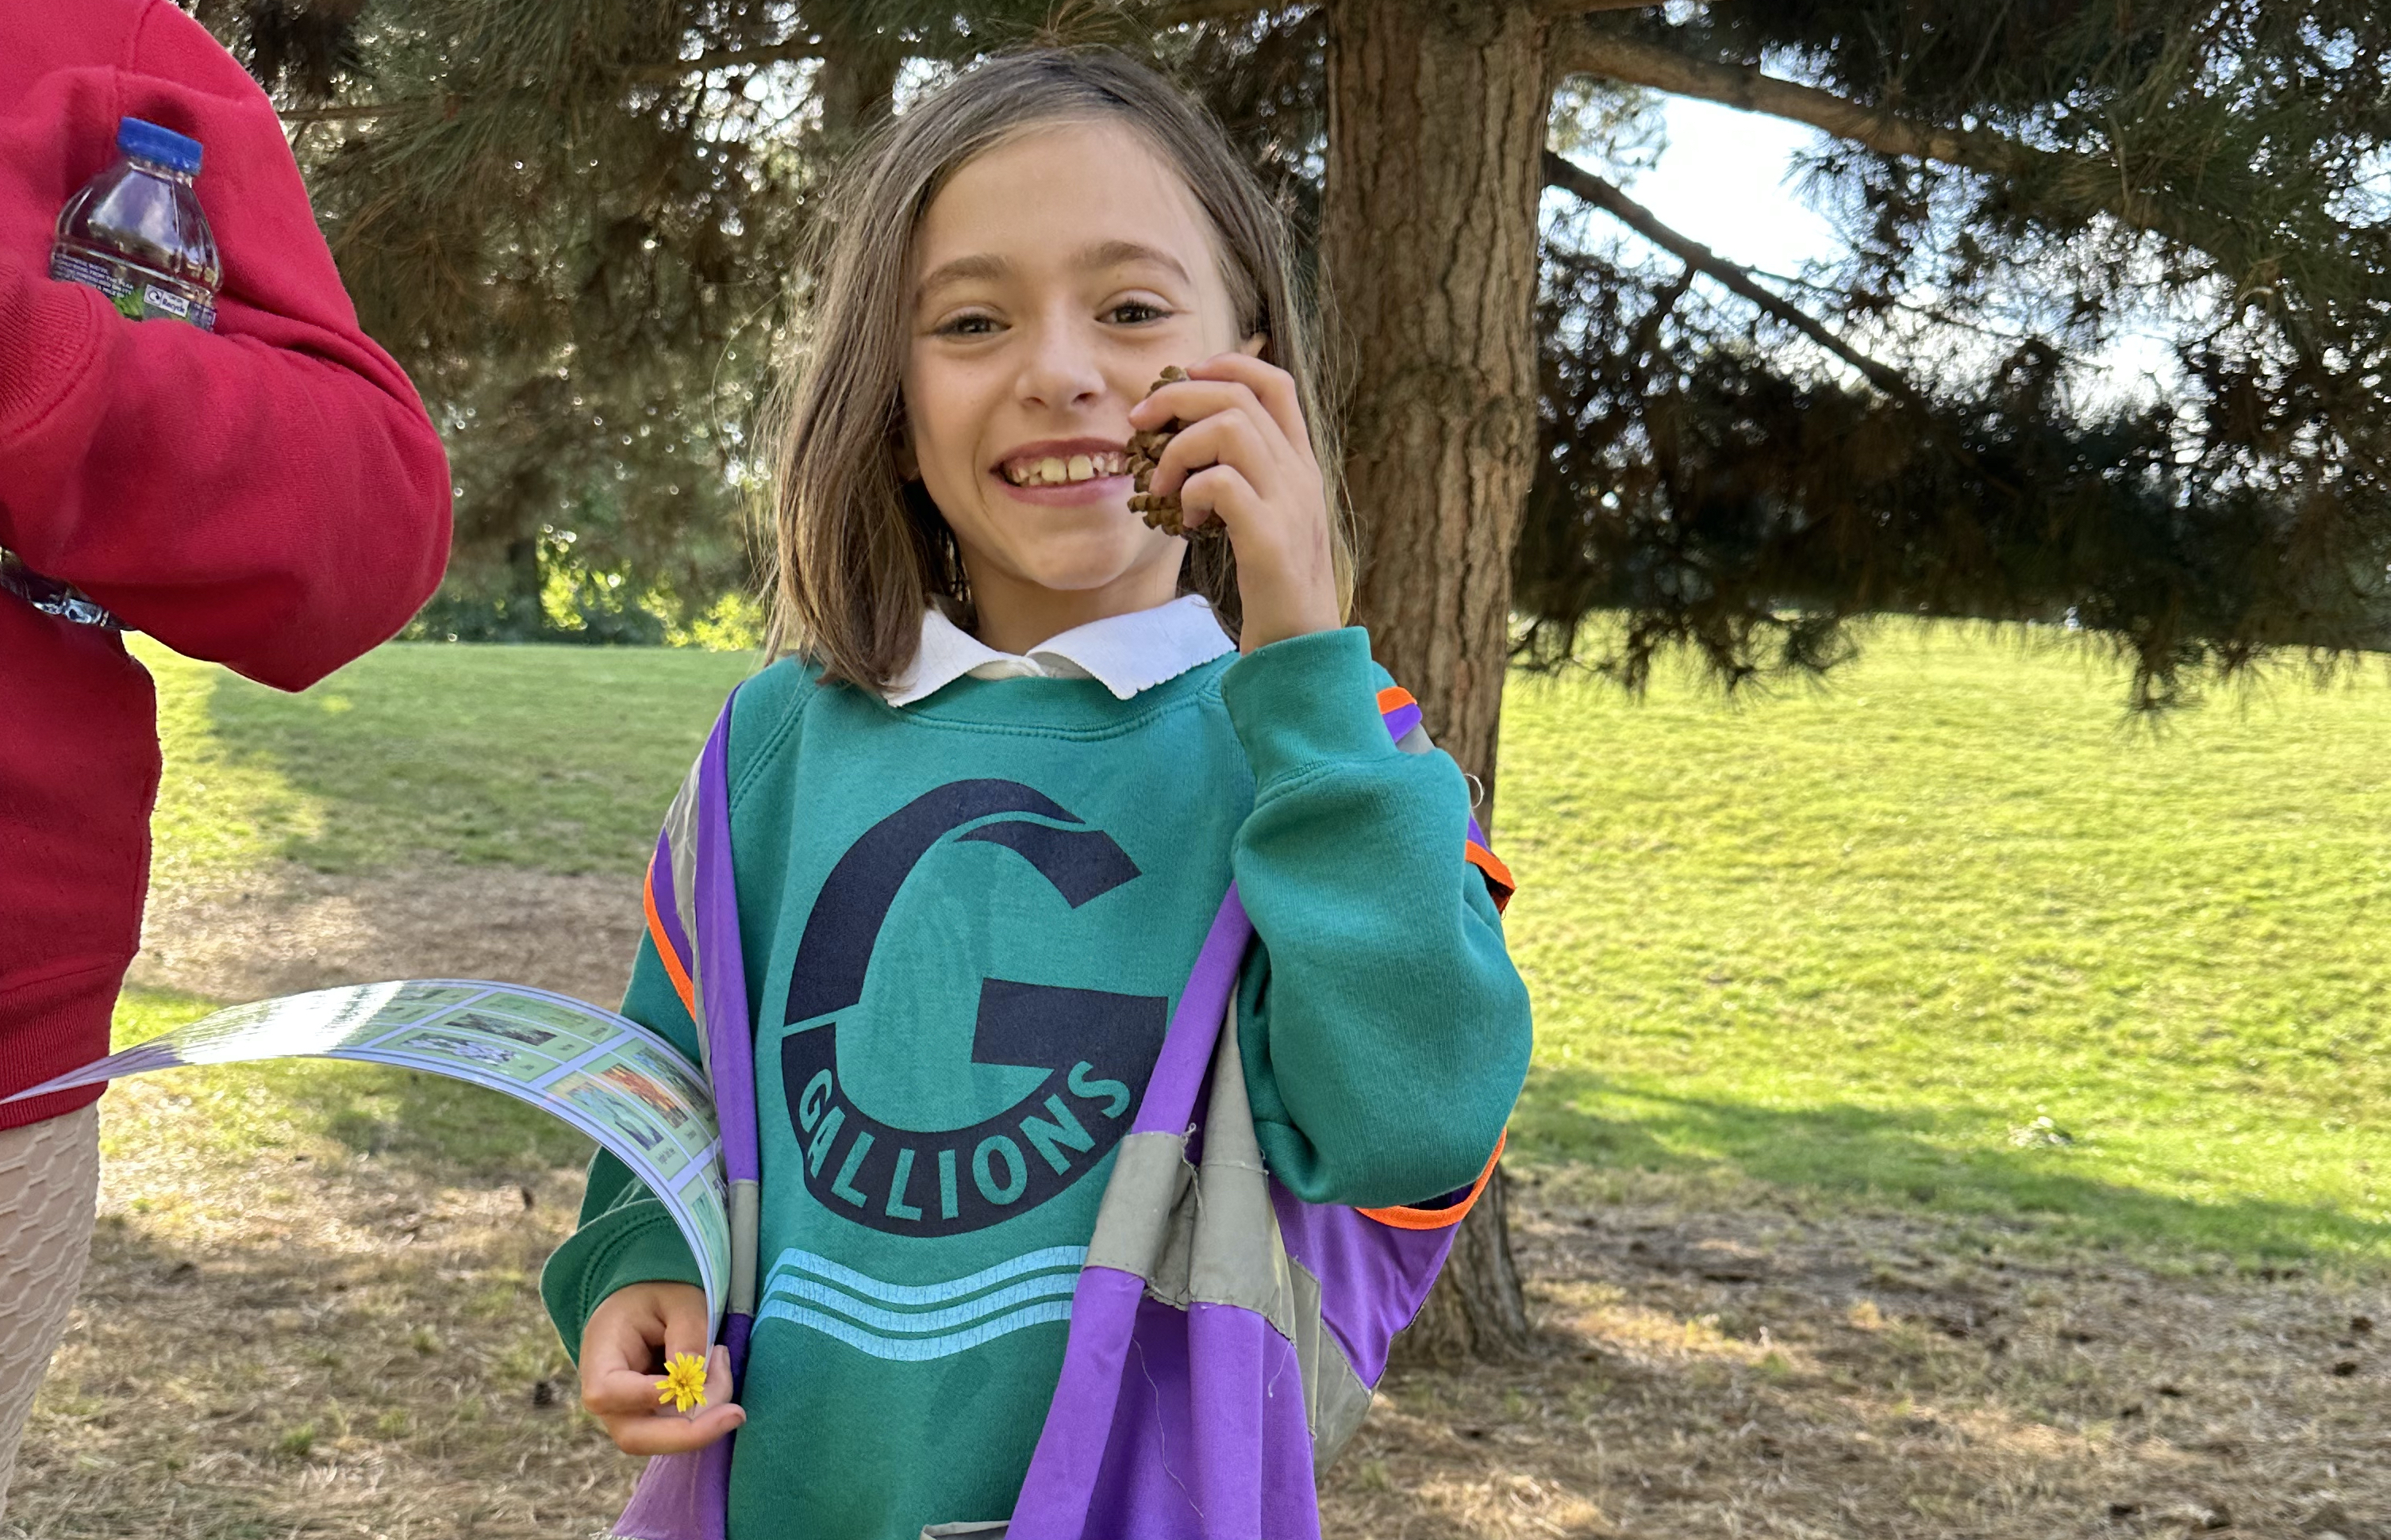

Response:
(882, 593), (1236, 708)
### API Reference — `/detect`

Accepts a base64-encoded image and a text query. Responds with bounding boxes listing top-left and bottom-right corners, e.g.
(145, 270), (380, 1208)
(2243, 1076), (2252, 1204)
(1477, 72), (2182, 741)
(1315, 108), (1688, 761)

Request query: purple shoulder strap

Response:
(1003, 687), (1507, 1540)
(613, 693), (755, 1540)
(1004, 889), (1254, 1537)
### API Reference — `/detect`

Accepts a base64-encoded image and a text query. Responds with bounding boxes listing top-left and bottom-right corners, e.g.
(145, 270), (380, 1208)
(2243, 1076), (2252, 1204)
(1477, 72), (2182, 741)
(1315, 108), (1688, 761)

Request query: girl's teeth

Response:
(1005, 451), (1128, 486)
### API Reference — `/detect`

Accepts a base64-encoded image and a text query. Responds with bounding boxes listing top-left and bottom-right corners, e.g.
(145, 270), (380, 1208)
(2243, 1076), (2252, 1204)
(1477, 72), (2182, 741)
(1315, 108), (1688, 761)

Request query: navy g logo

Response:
(779, 780), (1169, 1236)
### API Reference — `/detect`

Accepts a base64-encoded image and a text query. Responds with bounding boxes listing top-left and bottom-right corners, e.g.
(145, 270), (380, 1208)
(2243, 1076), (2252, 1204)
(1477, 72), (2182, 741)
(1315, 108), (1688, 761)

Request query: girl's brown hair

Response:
(763, 46), (1349, 690)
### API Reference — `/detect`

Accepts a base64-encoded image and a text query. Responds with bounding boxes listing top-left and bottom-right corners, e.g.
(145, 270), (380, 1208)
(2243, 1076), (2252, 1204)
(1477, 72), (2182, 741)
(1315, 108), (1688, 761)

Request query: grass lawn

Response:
(127, 625), (2391, 1267)
(1499, 624), (2391, 1265)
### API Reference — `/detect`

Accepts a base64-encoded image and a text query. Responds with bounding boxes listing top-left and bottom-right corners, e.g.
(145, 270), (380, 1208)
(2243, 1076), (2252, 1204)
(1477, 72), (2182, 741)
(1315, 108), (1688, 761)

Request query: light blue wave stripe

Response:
(758, 1298), (1074, 1361)
(760, 1270), (1079, 1337)
(762, 1245), (1086, 1308)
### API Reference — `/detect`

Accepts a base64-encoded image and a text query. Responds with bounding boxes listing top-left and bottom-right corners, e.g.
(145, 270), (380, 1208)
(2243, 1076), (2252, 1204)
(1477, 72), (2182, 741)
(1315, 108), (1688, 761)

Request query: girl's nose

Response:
(1014, 320), (1106, 411)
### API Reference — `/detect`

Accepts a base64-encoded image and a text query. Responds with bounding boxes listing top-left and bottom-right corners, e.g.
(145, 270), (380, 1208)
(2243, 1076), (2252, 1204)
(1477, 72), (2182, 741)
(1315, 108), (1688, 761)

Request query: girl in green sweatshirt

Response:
(542, 46), (1532, 1540)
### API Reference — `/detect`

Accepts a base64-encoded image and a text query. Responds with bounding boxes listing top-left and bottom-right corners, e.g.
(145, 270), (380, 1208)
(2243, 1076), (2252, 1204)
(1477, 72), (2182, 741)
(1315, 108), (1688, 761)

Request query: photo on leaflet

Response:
(555, 1072), (677, 1158)
(436, 1009), (562, 1048)
(598, 1061), (696, 1130)
(379, 1026), (563, 1085)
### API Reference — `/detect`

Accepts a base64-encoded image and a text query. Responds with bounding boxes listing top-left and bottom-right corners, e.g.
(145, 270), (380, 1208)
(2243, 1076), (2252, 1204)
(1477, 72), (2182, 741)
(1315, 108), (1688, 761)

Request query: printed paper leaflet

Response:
(3, 980), (729, 1328)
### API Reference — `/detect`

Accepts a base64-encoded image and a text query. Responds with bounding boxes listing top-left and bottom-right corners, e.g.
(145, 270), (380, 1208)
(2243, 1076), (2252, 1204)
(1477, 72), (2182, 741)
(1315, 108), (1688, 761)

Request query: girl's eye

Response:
(1106, 299), (1171, 325)
(936, 313), (1001, 338)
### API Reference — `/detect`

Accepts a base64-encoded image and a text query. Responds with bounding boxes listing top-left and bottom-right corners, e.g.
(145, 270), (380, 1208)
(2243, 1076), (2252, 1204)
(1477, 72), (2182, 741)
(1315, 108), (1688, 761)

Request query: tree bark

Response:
(811, 10), (905, 143)
(1321, 0), (1552, 1361)
(1390, 1161), (1534, 1365)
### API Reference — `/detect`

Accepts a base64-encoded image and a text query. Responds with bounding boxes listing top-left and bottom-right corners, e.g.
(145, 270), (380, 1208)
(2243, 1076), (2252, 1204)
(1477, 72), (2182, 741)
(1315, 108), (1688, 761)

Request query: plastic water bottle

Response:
(1, 120), (220, 629)
(48, 117), (221, 331)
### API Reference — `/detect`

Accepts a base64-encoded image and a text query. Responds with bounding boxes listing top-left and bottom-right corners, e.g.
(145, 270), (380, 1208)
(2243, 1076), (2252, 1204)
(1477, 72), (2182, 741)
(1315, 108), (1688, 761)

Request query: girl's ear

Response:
(894, 432), (921, 482)
(1240, 333), (1270, 361)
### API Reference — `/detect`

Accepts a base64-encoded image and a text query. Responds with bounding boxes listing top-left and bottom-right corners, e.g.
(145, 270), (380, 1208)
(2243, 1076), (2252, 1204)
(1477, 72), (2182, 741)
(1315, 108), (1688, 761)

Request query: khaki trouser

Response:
(0, 1104), (100, 1523)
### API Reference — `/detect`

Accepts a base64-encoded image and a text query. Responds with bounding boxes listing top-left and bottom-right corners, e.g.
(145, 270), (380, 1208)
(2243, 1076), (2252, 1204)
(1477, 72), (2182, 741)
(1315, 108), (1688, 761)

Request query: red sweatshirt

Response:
(0, 0), (452, 1130)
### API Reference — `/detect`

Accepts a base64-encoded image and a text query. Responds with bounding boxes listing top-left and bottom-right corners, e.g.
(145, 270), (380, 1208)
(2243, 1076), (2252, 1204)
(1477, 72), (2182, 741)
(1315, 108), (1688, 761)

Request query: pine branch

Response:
(275, 36), (831, 121)
(1153, 0), (1279, 22)
(620, 39), (825, 83)
(1533, 1), (1672, 15)
(279, 102), (406, 122)
(1151, 0), (1665, 22)
(1543, 149), (1916, 400)
(1553, 25), (2206, 255)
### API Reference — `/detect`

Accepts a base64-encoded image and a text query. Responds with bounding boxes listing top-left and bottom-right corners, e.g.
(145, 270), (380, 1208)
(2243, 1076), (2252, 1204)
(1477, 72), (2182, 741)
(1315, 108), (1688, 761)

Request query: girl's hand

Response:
(1132, 351), (1342, 652)
(580, 1281), (746, 1454)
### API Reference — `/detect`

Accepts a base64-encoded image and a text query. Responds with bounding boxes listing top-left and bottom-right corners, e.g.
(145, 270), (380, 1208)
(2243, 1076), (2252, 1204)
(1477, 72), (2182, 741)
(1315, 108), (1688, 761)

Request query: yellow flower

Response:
(656, 1351), (709, 1414)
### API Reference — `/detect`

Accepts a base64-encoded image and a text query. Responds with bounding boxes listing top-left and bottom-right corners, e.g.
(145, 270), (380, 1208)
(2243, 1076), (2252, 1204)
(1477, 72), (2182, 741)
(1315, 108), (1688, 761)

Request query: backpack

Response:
(614, 682), (1514, 1540)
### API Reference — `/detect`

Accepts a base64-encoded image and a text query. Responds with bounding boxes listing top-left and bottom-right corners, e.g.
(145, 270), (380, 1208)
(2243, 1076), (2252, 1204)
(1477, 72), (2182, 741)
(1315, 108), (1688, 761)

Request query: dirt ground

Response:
(1342, 1168), (2391, 1539)
(11, 869), (2390, 1539)
(128, 862), (645, 1007)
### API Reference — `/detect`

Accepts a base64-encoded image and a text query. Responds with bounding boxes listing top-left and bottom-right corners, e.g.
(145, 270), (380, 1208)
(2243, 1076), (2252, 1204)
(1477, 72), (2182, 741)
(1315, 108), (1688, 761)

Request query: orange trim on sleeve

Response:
(1356, 1132), (1505, 1231)
(1375, 686), (1417, 715)
(1465, 841), (1516, 913)
(643, 859), (700, 1020)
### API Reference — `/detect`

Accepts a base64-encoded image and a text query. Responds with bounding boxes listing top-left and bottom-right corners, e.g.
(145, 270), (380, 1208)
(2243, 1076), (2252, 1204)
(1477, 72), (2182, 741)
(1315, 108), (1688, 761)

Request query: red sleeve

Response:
(0, 1), (450, 691)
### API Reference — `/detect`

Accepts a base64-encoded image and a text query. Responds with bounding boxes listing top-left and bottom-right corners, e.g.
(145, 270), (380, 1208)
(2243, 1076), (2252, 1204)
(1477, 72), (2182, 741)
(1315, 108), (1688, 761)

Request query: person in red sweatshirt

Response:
(0, 0), (452, 1513)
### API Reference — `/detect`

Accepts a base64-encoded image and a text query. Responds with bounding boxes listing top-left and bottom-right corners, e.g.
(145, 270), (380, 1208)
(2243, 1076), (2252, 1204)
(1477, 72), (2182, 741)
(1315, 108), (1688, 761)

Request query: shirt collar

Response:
(884, 594), (1236, 708)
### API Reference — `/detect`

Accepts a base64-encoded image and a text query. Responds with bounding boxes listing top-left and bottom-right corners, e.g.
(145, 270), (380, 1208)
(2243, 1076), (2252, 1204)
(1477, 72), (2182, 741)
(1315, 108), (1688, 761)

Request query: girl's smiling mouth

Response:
(996, 438), (1133, 489)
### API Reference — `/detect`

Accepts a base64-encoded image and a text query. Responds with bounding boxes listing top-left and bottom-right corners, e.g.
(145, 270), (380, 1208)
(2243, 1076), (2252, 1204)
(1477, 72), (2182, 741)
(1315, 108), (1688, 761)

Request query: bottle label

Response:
(48, 248), (217, 332)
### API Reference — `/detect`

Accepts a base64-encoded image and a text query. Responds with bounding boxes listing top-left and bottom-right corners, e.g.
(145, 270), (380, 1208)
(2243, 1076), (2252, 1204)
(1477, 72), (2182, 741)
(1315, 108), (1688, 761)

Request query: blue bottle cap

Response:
(117, 117), (203, 176)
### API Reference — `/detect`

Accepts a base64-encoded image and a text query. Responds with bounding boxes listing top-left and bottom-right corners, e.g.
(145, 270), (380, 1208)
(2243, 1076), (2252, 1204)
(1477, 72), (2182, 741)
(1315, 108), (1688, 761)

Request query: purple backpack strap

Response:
(613, 691), (757, 1540)
(1002, 889), (1257, 1538)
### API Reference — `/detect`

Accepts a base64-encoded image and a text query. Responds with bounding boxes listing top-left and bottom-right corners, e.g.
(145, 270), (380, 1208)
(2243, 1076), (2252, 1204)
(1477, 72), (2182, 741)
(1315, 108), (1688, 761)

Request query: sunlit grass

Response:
(138, 635), (755, 880)
(143, 643), (329, 885)
(1500, 620), (2391, 1262)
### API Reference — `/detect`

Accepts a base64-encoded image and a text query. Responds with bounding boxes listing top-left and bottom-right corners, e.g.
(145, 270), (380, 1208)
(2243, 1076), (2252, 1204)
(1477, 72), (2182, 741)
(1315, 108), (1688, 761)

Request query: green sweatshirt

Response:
(541, 625), (1530, 1539)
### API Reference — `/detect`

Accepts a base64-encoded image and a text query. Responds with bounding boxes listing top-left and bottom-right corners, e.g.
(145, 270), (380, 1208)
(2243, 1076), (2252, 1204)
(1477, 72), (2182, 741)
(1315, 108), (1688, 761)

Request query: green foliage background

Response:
(180, 2), (2391, 711)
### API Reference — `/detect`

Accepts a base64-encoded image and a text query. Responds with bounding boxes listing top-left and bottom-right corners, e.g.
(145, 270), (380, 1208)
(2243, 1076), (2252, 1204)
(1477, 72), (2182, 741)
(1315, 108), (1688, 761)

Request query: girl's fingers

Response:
(1150, 411), (1275, 503)
(590, 1340), (743, 1455)
(606, 1402), (748, 1457)
(579, 1311), (667, 1413)
(584, 1365), (676, 1418)
(659, 1293), (712, 1369)
(575, 1283), (740, 1457)
(1131, 376), (1303, 467)
(589, 1340), (744, 1455)
(1175, 464), (1261, 533)
(1188, 352), (1312, 455)
(580, 1316), (728, 1419)
(1128, 355), (1313, 470)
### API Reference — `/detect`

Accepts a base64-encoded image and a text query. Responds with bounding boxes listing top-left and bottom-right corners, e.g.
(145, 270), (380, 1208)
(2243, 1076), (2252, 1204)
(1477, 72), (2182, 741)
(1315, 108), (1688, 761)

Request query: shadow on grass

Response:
(192, 645), (749, 876)
(1516, 1066), (2391, 1265)
(297, 1060), (597, 1180)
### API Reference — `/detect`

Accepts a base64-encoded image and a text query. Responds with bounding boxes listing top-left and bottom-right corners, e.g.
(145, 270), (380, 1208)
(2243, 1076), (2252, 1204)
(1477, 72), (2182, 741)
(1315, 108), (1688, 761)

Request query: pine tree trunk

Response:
(1320, 0), (1552, 1362)
(813, 16), (905, 142)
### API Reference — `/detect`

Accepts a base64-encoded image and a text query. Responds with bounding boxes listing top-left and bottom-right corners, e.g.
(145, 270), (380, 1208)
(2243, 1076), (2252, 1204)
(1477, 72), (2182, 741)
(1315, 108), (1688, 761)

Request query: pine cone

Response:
(1129, 366), (1221, 540)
